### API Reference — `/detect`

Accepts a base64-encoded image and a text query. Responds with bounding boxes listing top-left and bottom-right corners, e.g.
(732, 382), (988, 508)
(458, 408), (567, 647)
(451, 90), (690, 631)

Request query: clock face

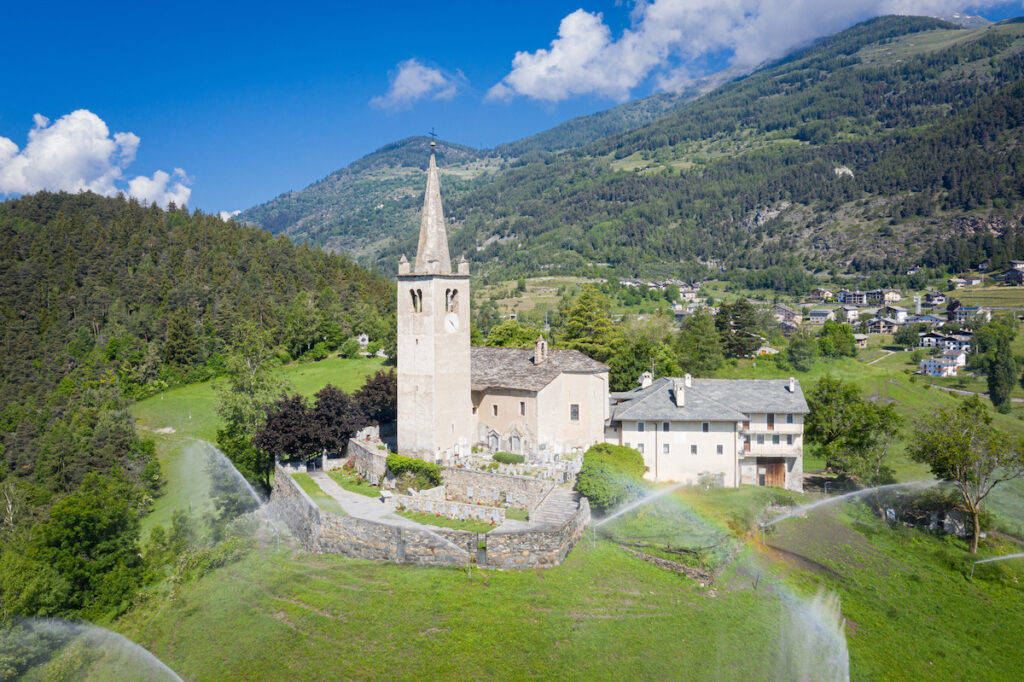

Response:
(445, 312), (460, 332)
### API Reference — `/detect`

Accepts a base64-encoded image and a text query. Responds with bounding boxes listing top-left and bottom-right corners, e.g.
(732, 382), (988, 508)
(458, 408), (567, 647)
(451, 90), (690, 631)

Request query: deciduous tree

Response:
(909, 395), (1024, 553)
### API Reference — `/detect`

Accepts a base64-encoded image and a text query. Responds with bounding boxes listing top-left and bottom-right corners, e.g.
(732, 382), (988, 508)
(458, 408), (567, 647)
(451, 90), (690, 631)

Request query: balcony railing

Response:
(741, 423), (802, 435)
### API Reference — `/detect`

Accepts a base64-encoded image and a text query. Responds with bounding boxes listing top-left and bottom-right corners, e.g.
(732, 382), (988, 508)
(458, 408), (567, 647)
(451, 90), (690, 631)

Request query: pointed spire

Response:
(414, 147), (451, 274)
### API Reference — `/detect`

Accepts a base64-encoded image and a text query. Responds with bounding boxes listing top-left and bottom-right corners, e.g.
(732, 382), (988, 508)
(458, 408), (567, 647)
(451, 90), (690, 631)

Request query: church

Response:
(397, 145), (610, 463)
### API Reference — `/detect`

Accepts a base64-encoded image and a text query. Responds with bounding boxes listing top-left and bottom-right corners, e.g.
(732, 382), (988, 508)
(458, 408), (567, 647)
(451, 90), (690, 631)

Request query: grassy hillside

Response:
(131, 355), (385, 535)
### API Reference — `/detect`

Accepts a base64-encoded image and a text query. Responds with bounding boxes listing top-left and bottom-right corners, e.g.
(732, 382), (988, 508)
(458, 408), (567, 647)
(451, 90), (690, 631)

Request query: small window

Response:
(702, 422), (710, 433)
(786, 434), (794, 445)
(772, 434), (780, 445)
(492, 404), (498, 417)
(690, 444), (698, 455)
(716, 444), (724, 455)
(663, 443), (670, 454)
(638, 422), (646, 432)
(637, 443), (645, 454)
(662, 422), (669, 432)
(786, 413), (794, 424)
(570, 404), (579, 421)
(757, 434), (765, 445)
(519, 401), (525, 416)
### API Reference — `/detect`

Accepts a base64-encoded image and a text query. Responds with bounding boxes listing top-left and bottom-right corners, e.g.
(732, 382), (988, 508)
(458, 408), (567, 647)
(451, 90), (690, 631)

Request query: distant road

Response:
(929, 384), (1024, 403)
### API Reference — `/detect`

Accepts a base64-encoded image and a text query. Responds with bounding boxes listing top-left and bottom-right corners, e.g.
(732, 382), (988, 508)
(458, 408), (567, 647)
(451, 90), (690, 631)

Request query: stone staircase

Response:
(529, 488), (581, 528)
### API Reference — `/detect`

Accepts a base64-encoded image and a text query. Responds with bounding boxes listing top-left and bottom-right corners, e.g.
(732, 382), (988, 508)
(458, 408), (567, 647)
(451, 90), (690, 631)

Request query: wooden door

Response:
(765, 461), (785, 487)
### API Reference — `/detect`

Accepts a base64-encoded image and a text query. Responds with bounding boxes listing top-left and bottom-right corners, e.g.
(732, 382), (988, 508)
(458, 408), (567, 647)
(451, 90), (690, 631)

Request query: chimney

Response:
(788, 377), (796, 393)
(684, 373), (692, 388)
(639, 371), (653, 389)
(672, 378), (686, 407)
(534, 336), (548, 365)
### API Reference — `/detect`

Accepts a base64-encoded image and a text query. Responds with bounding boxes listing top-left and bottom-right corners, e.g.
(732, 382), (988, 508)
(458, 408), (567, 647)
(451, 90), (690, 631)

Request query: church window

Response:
(570, 404), (579, 421)
(488, 432), (499, 450)
(519, 401), (525, 416)
(510, 434), (521, 453)
(492, 404), (498, 417)
(410, 289), (423, 313)
(445, 288), (459, 312)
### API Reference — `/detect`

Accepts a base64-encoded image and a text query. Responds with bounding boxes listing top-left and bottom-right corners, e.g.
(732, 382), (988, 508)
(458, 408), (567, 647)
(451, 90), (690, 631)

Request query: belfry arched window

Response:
(410, 288), (423, 313)
(445, 288), (458, 312)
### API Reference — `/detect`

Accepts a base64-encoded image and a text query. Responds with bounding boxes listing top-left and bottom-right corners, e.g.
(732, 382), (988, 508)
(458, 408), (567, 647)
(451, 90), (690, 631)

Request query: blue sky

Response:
(2, 1), (1022, 215)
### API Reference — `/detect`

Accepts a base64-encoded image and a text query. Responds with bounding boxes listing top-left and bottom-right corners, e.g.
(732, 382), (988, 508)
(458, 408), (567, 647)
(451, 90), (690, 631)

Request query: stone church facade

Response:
(397, 147), (609, 463)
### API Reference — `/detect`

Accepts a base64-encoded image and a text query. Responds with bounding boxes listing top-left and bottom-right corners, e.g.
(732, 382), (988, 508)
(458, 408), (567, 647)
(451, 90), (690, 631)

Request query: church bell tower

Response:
(396, 143), (472, 461)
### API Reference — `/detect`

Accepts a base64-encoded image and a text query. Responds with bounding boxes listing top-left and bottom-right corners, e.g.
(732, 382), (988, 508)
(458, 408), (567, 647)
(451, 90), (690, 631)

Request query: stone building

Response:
(397, 148), (609, 462)
(604, 374), (809, 492)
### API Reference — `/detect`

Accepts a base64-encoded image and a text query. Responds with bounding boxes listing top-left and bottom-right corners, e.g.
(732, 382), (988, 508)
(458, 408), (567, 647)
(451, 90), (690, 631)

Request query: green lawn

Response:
(952, 286), (1024, 309)
(291, 473), (346, 515)
(504, 507), (529, 522)
(396, 510), (494, 534)
(328, 468), (381, 498)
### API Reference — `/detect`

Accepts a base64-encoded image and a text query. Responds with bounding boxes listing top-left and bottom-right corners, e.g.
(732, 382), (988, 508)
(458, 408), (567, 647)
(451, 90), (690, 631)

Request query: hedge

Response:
(575, 443), (648, 515)
(492, 452), (526, 465)
(386, 453), (442, 488)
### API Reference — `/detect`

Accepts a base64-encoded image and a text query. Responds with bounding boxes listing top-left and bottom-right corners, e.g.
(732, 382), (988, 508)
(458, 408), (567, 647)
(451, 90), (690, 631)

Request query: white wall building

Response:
(605, 374), (808, 491)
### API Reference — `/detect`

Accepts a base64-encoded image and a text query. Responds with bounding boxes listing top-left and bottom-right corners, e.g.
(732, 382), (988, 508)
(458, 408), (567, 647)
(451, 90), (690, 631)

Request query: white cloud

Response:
(218, 210), (241, 221)
(488, 0), (1021, 102)
(370, 59), (462, 110)
(0, 109), (190, 208)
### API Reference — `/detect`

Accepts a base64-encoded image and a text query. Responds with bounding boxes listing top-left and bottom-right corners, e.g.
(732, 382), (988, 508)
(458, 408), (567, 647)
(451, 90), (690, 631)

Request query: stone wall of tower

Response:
(396, 273), (472, 461)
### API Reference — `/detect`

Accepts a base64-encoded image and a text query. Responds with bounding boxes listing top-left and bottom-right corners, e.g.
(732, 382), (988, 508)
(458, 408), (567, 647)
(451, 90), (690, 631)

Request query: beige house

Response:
(605, 374), (808, 491)
(471, 341), (609, 456)
(397, 147), (609, 462)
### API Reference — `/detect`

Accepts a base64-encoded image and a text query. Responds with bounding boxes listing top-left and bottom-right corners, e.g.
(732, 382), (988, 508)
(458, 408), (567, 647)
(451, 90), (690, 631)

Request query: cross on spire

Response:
(428, 127), (438, 147)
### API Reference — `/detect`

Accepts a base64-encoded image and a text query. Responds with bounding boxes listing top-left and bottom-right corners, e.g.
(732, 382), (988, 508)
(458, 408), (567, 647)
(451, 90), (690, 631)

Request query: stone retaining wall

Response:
(268, 464), (588, 570)
(441, 468), (554, 510)
(395, 494), (505, 525)
(349, 437), (388, 485)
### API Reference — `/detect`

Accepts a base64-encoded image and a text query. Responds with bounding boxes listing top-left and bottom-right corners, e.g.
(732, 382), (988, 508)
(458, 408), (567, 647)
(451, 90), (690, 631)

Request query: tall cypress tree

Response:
(986, 336), (1016, 414)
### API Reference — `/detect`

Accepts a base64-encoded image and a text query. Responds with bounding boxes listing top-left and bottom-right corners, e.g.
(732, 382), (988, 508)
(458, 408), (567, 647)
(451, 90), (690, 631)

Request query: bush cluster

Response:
(386, 454), (442, 488)
(492, 452), (526, 465)
(575, 443), (648, 515)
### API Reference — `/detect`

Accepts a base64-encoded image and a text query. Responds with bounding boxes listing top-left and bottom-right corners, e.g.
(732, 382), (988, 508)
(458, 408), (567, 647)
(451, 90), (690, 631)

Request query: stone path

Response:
(307, 471), (535, 532)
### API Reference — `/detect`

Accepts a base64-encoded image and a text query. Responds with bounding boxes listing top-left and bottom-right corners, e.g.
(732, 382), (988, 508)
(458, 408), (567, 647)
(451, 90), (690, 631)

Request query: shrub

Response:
(493, 452), (525, 465)
(338, 338), (361, 359)
(386, 453), (442, 488)
(575, 443), (648, 515)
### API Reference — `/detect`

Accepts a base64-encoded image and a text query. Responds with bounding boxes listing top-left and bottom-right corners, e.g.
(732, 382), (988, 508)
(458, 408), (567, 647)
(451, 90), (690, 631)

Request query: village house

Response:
(867, 288), (901, 304)
(837, 290), (868, 306)
(810, 287), (834, 301)
(679, 287), (700, 301)
(920, 349), (967, 377)
(877, 305), (908, 323)
(999, 268), (1024, 285)
(865, 317), (902, 334)
(853, 334), (869, 349)
(924, 292), (946, 306)
(840, 305), (860, 324)
(963, 276), (983, 287)
(952, 306), (991, 324)
(771, 303), (801, 324)
(778, 320), (800, 337)
(919, 331), (973, 352)
(905, 313), (944, 327)
(606, 374), (808, 492)
(808, 309), (835, 324)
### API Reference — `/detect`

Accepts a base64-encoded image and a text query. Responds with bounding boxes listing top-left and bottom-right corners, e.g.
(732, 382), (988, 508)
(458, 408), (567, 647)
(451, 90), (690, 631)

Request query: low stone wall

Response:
(482, 497), (590, 569)
(349, 437), (388, 485)
(268, 464), (589, 570)
(441, 468), (554, 510)
(395, 494), (505, 525)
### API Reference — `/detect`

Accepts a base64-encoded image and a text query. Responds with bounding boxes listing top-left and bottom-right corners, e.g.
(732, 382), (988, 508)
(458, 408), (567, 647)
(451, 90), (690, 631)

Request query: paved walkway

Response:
(307, 471), (533, 532)
(866, 349), (895, 366)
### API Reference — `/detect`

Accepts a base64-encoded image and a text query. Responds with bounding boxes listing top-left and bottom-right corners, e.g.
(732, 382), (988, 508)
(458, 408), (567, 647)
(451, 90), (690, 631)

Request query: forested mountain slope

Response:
(0, 191), (394, 620)
(244, 16), (1024, 286)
